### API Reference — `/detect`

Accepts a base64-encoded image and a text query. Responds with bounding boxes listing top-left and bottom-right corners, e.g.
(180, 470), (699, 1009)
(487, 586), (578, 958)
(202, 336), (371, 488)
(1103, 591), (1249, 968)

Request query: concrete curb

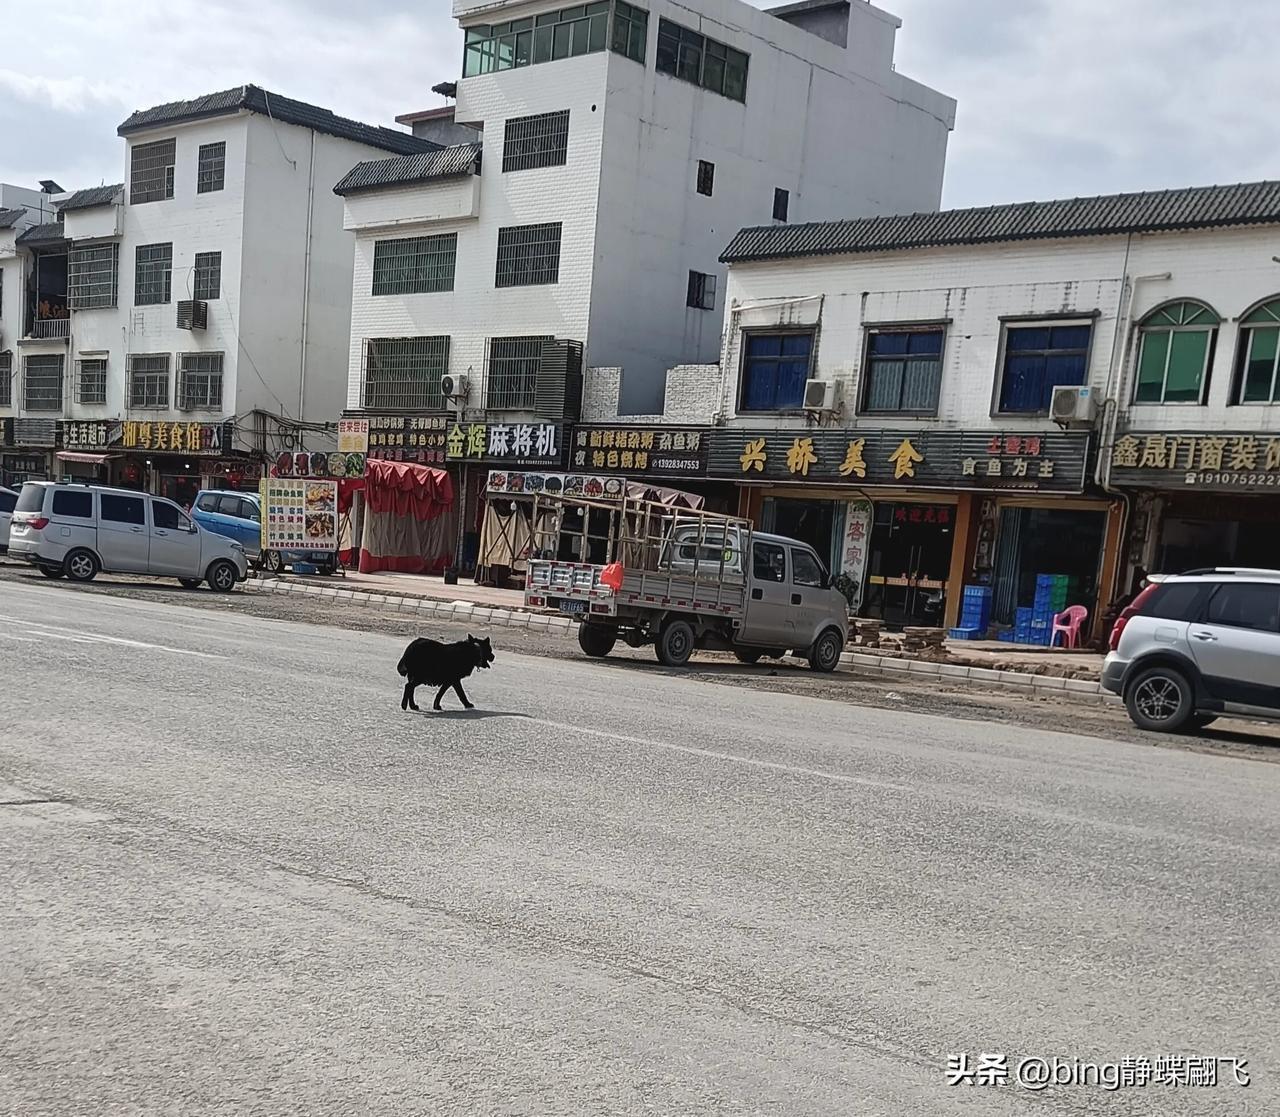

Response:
(245, 576), (1113, 706)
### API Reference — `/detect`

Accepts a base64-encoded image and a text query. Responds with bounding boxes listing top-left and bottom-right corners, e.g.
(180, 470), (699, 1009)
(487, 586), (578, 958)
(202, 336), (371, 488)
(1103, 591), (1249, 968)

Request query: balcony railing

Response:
(27, 318), (70, 341)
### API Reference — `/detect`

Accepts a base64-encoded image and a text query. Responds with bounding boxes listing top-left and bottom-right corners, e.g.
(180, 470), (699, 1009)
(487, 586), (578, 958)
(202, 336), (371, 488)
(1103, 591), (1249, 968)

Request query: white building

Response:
(336, 0), (955, 449)
(0, 86), (436, 502)
(674, 179), (1280, 635)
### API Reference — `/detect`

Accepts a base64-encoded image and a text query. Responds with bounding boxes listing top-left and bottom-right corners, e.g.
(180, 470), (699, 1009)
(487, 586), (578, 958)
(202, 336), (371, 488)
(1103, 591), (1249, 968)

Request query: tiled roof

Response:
(0, 207), (26, 229)
(118, 85), (438, 157)
(333, 143), (483, 195)
(16, 222), (67, 245)
(721, 180), (1280, 264)
(55, 184), (124, 211)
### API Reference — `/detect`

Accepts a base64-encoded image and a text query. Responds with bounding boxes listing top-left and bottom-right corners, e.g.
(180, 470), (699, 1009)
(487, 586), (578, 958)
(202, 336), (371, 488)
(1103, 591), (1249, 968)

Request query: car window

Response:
(100, 494), (146, 525)
(195, 493), (220, 513)
(51, 490), (93, 518)
(753, 542), (786, 583)
(214, 494), (244, 517)
(152, 500), (191, 531)
(791, 548), (825, 588)
(238, 498), (260, 522)
(1142, 582), (1210, 621)
(1204, 583), (1280, 633)
(0, 491), (16, 514)
(16, 485), (47, 514)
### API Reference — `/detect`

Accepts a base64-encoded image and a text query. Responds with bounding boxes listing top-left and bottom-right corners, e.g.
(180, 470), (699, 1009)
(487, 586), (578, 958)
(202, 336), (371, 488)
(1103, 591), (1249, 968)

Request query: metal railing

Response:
(28, 319), (70, 340)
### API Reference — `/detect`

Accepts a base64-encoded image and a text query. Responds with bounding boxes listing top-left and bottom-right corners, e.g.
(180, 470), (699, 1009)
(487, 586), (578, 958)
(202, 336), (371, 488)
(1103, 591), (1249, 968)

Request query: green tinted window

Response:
(1134, 302), (1216, 404)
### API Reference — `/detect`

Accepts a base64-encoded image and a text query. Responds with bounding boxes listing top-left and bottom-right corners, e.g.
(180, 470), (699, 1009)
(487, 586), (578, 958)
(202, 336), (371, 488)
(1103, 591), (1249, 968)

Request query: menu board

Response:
(259, 478), (338, 551)
(486, 470), (625, 501)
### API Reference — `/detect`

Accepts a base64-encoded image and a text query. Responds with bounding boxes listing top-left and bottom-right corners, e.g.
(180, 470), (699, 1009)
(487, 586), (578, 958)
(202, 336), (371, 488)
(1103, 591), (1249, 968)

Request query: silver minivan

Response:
(8, 481), (249, 591)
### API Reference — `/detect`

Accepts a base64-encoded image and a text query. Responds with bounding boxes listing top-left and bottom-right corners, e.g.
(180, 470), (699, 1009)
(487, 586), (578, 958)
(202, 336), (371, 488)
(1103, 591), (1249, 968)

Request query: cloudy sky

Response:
(3, 0), (1277, 210)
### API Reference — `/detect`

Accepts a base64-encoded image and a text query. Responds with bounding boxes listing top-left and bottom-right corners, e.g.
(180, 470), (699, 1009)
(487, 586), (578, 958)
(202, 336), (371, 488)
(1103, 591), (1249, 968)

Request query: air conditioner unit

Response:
(176, 299), (207, 331)
(803, 379), (837, 411)
(1050, 384), (1096, 426)
(441, 372), (469, 400)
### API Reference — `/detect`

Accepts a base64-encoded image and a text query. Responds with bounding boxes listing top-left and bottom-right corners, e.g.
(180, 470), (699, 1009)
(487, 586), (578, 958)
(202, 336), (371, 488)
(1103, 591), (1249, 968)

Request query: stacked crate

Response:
(948, 585), (993, 640)
(1029, 574), (1074, 645)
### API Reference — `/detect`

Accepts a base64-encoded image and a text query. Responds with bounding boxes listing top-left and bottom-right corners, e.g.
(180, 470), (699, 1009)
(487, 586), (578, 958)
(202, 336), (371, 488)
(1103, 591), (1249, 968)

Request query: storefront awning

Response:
(56, 451), (116, 465)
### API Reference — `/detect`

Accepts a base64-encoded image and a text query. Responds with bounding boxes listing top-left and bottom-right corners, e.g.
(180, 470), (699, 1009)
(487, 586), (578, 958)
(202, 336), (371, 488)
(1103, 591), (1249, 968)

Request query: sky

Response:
(2, 0), (1278, 211)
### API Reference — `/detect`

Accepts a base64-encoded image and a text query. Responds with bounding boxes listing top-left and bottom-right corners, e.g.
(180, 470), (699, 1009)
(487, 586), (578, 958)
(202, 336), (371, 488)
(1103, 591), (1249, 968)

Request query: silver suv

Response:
(1102, 568), (1280, 732)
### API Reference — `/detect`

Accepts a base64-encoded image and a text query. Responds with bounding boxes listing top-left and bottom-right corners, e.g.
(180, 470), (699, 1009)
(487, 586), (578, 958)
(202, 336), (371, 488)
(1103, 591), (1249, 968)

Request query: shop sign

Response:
(62, 421), (122, 449)
(446, 422), (563, 467)
(259, 478), (338, 551)
(69, 419), (234, 454)
(707, 429), (1090, 492)
(838, 500), (873, 613)
(1110, 431), (1280, 490)
(486, 470), (625, 500)
(338, 418), (370, 454)
(274, 450), (367, 479)
(2, 453), (46, 474)
(365, 415), (448, 465)
(570, 426), (708, 477)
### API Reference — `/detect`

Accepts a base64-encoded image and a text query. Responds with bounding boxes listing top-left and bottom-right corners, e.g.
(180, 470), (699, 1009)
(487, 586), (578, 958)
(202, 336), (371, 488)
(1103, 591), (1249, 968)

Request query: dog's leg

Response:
(433, 683), (449, 711)
(402, 680), (416, 711)
(453, 680), (474, 710)
(407, 681), (420, 711)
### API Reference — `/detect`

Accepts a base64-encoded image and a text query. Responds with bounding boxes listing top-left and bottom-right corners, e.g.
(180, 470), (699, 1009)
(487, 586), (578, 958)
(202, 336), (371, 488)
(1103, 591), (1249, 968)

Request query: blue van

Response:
(192, 489), (337, 574)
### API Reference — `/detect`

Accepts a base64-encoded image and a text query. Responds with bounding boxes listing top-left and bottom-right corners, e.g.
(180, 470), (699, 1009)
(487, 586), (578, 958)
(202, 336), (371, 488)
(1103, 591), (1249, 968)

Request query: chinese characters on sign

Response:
(119, 421), (232, 454)
(62, 421), (122, 449)
(337, 418), (370, 454)
(571, 426), (707, 476)
(365, 415), (448, 465)
(446, 422), (562, 466)
(259, 478), (338, 551)
(1111, 431), (1280, 489)
(708, 429), (1090, 493)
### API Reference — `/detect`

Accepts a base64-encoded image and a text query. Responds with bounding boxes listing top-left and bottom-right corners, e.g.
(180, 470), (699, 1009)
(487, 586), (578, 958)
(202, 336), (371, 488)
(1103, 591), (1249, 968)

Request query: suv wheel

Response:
(1125, 665), (1194, 732)
(64, 548), (99, 583)
(808, 627), (844, 673)
(206, 559), (238, 593)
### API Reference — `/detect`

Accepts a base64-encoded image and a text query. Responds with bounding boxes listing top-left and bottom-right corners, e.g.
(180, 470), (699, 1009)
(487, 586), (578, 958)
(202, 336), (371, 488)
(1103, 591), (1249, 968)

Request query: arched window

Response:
(1235, 298), (1280, 404)
(1133, 301), (1219, 405)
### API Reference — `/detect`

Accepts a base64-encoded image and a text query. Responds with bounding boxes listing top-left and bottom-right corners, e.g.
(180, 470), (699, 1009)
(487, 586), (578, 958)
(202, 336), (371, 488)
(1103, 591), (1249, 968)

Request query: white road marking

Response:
(523, 716), (912, 793)
(0, 615), (224, 659)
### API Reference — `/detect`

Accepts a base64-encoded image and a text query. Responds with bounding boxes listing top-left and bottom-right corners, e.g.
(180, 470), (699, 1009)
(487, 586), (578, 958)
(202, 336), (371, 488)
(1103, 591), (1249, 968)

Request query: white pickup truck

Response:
(523, 493), (849, 670)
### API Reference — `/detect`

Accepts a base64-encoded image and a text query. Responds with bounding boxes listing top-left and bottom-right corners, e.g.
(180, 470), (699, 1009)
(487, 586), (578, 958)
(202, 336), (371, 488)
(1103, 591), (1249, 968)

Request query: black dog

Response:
(397, 635), (495, 712)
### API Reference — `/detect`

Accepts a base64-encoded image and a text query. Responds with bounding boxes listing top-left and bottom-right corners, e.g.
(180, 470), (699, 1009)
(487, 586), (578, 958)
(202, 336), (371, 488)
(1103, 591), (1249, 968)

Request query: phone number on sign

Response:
(651, 457), (702, 471)
(1183, 471), (1280, 486)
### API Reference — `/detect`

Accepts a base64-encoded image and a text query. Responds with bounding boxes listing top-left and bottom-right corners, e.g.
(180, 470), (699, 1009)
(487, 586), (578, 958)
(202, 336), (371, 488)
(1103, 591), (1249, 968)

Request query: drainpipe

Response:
(297, 130), (317, 419)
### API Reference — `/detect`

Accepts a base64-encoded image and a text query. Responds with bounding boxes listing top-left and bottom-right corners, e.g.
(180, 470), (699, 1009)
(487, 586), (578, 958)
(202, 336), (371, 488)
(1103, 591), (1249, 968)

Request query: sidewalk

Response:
(251, 571), (1112, 704)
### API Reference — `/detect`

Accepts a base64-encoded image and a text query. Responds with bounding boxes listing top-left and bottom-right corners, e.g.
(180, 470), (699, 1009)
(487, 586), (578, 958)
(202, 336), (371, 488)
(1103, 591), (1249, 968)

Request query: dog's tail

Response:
(396, 652), (409, 677)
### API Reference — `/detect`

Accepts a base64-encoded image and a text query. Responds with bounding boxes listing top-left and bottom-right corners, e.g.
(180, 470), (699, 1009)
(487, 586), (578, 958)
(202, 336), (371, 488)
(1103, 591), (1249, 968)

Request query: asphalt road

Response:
(1, 581), (1278, 1116)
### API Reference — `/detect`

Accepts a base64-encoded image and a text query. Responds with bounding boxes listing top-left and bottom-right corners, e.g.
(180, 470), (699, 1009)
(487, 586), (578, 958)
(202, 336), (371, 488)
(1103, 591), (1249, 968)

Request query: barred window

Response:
(68, 243), (119, 309)
(486, 335), (551, 410)
(76, 357), (109, 405)
(503, 110), (570, 173)
(371, 235), (457, 296)
(0, 352), (12, 407)
(362, 337), (450, 410)
(495, 223), (562, 288)
(135, 243), (173, 306)
(23, 354), (64, 411)
(178, 352), (224, 410)
(197, 142), (226, 193)
(193, 251), (221, 300)
(130, 138), (176, 204)
(128, 354), (170, 409)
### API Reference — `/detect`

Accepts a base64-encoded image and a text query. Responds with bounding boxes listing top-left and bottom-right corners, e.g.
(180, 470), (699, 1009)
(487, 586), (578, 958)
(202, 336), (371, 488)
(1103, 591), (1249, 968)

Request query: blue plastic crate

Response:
(997, 631), (1016, 642)
(948, 627), (986, 640)
(1016, 606), (1034, 621)
(964, 585), (993, 599)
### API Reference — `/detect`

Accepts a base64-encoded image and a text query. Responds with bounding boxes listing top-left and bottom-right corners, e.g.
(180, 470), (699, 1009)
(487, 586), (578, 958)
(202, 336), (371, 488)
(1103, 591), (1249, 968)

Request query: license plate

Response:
(558, 599), (587, 615)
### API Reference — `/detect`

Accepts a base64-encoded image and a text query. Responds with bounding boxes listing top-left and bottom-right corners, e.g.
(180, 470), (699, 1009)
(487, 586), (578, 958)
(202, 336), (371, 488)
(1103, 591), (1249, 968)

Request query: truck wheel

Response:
(734, 649), (763, 664)
(1125, 665), (1193, 732)
(808, 627), (844, 673)
(262, 550), (284, 574)
(206, 560), (238, 593)
(64, 548), (99, 583)
(578, 624), (617, 658)
(656, 619), (694, 667)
